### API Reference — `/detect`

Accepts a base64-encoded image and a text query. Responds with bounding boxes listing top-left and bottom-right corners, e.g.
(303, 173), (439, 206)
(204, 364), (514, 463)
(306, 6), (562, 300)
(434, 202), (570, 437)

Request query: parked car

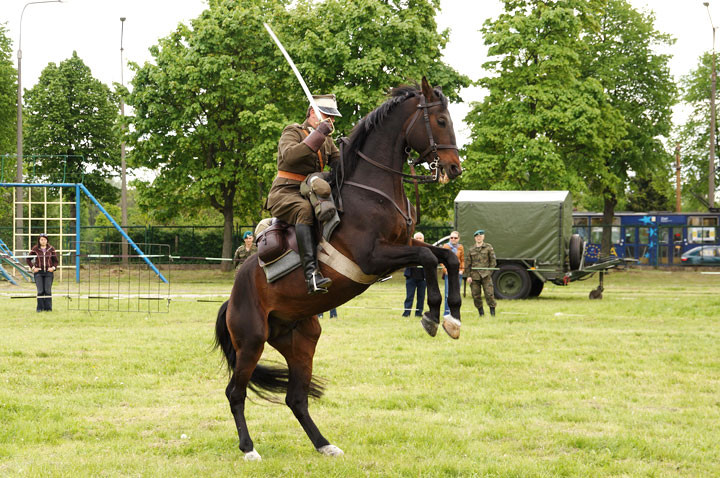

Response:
(680, 245), (720, 265)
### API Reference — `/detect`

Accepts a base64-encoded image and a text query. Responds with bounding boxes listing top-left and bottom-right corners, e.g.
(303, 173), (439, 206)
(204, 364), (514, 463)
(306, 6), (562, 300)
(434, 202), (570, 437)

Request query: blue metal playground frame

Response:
(0, 182), (168, 284)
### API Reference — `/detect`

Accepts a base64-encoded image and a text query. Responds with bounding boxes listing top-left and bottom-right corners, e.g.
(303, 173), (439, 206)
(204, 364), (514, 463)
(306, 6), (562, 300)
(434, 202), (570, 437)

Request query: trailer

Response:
(454, 190), (625, 299)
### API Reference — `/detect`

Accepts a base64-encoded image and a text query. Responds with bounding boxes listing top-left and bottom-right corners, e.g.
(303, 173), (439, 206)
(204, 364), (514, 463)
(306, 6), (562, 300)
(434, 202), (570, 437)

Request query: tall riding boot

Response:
(295, 224), (332, 295)
(490, 307), (496, 317)
(478, 307), (484, 317)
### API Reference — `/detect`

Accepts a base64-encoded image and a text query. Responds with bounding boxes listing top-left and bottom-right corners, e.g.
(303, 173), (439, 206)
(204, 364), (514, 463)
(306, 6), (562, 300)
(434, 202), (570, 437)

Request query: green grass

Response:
(1, 269), (719, 477)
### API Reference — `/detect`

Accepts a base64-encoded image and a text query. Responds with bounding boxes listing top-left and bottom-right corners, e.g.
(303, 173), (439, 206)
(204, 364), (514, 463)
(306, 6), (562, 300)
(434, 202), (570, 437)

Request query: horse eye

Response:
(437, 117), (447, 127)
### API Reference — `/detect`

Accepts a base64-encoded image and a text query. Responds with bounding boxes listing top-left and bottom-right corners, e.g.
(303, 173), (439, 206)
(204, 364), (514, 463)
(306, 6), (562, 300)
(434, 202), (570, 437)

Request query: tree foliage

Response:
(464, 0), (676, 253)
(0, 23), (16, 228)
(0, 23), (15, 160)
(24, 52), (121, 202)
(128, 0), (469, 267)
(675, 52), (719, 210)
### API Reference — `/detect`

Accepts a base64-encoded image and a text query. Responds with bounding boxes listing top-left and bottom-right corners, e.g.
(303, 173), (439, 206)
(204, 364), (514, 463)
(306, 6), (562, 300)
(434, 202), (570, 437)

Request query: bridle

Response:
(340, 93), (459, 230)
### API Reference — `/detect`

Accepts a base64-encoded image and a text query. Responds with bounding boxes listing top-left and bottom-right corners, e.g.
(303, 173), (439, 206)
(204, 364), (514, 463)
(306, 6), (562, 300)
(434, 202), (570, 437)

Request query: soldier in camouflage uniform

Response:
(465, 229), (497, 317)
(233, 231), (257, 270)
(265, 94), (341, 294)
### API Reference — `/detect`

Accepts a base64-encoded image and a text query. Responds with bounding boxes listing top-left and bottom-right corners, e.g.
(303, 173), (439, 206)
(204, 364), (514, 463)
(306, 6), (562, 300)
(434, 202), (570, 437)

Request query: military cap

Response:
(313, 94), (342, 117)
(242, 231), (253, 240)
(474, 229), (485, 236)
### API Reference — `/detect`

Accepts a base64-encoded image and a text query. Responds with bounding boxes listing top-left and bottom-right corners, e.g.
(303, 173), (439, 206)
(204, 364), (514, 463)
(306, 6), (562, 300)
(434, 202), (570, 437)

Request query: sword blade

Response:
(263, 22), (322, 121)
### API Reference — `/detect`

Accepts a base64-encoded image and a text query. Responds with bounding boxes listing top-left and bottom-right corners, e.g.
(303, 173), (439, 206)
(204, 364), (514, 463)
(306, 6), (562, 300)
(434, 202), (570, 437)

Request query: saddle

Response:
(253, 212), (378, 285)
(255, 219), (298, 267)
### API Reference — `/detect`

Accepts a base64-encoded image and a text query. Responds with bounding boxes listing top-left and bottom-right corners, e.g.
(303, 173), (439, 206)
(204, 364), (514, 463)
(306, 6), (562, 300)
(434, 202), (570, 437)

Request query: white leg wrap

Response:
(317, 444), (344, 456)
(244, 449), (262, 461)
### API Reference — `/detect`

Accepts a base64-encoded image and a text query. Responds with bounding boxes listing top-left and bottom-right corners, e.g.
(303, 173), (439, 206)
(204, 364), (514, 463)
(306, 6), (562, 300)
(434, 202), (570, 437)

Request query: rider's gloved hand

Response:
(302, 119), (333, 152)
(316, 119), (333, 136)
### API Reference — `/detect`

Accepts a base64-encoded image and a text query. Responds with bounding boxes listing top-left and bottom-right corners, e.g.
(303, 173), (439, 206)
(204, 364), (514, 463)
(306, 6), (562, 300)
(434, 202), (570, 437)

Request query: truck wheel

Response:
(569, 234), (584, 270)
(492, 264), (531, 300)
(528, 276), (544, 297)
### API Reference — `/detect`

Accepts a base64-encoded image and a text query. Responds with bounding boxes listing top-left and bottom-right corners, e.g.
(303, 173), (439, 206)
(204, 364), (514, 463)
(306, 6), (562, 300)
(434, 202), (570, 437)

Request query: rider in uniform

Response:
(465, 229), (497, 317)
(265, 94), (341, 294)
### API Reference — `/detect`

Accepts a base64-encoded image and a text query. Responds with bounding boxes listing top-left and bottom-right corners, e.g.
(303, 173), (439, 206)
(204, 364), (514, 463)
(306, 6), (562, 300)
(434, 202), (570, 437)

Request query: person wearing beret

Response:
(233, 231), (257, 270)
(465, 229), (497, 317)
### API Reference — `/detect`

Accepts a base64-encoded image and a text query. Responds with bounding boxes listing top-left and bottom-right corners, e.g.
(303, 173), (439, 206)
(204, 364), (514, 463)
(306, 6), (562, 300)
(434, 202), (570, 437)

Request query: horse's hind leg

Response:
(268, 316), (343, 456)
(226, 316), (267, 460)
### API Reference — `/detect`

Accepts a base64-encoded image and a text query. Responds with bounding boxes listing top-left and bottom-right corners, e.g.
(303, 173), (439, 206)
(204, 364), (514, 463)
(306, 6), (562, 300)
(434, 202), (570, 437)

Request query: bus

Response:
(572, 211), (720, 266)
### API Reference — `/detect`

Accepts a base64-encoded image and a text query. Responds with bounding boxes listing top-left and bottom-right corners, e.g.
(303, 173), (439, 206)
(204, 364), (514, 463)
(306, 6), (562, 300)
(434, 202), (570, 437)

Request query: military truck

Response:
(454, 190), (621, 299)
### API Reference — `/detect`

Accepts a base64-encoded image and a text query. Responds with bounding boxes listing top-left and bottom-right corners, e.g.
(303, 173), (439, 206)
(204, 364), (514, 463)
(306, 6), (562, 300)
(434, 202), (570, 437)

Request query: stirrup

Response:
(307, 272), (332, 295)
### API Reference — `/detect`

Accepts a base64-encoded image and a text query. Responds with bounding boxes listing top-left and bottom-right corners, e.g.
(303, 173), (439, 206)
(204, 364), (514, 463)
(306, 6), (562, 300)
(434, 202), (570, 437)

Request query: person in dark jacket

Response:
(265, 94), (341, 295)
(402, 232), (427, 317)
(26, 233), (58, 312)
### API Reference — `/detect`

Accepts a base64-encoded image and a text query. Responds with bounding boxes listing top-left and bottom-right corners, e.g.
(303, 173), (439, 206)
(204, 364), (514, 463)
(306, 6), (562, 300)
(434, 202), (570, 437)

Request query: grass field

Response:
(1, 268), (719, 477)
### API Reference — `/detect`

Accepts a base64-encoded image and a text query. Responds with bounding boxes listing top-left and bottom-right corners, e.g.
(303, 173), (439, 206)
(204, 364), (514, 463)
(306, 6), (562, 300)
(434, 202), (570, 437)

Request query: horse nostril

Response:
(451, 164), (462, 176)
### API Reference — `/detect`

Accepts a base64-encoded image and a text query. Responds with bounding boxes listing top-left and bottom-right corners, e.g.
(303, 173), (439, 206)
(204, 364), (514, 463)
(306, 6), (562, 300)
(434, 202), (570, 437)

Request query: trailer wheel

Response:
(492, 264), (531, 300)
(528, 276), (544, 297)
(569, 234), (584, 270)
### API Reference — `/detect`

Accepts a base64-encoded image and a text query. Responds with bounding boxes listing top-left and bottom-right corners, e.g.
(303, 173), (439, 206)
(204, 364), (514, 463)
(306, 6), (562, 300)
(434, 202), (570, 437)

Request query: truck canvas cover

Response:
(454, 190), (573, 268)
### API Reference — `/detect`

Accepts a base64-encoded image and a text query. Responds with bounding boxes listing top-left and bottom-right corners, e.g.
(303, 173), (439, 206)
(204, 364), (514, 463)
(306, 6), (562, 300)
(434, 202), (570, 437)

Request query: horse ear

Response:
(421, 77), (435, 101)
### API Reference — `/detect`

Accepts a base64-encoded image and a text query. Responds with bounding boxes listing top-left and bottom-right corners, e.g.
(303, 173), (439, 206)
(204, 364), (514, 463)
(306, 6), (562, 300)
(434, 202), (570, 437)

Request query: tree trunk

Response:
(601, 193), (617, 257)
(221, 201), (234, 272)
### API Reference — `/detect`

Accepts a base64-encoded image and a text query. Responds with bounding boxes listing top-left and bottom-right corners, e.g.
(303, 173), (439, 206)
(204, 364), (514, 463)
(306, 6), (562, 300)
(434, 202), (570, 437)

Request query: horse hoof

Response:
(317, 444), (344, 457)
(442, 315), (461, 340)
(244, 449), (262, 461)
(421, 313), (438, 337)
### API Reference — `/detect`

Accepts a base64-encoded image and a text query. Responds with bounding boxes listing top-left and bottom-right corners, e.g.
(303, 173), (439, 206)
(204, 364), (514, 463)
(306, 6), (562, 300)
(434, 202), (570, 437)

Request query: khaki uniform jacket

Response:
(441, 243), (464, 277)
(265, 120), (340, 224)
(465, 242), (497, 280)
(233, 244), (257, 269)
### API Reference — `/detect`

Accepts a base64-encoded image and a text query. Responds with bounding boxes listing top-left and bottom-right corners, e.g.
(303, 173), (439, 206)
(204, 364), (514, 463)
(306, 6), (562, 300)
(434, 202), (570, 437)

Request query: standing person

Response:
(233, 231), (257, 270)
(402, 232), (427, 317)
(265, 94), (341, 295)
(441, 231), (464, 316)
(26, 233), (58, 312)
(465, 229), (497, 317)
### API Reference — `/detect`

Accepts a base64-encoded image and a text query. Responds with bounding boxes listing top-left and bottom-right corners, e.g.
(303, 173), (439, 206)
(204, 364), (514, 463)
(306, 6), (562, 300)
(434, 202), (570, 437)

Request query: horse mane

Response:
(330, 84), (448, 184)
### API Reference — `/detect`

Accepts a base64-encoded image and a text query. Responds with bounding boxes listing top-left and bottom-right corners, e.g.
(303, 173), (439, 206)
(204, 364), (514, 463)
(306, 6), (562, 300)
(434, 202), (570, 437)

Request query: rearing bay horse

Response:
(214, 77), (462, 461)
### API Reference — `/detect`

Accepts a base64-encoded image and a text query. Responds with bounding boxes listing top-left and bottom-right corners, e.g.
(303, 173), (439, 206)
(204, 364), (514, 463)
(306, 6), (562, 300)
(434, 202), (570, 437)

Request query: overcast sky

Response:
(2, 0), (717, 146)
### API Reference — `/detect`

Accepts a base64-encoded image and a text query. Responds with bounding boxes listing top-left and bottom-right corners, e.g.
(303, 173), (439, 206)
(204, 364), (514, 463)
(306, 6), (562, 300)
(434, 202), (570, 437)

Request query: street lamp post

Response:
(15, 0), (63, 252)
(120, 17), (129, 266)
(705, 2), (717, 209)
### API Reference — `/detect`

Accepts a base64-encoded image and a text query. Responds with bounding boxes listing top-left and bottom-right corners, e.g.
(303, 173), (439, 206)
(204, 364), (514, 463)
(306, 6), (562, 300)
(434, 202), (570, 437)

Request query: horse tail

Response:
(214, 299), (325, 402)
(214, 300), (235, 375)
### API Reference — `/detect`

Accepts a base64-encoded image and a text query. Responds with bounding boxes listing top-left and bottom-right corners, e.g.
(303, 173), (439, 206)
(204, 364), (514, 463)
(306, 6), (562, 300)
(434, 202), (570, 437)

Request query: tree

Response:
(581, 0), (676, 251)
(464, 0), (676, 255)
(128, 0), (293, 271)
(24, 52), (121, 203)
(129, 0), (469, 270)
(0, 23), (15, 159)
(463, 0), (625, 195)
(675, 52), (719, 210)
(0, 23), (16, 228)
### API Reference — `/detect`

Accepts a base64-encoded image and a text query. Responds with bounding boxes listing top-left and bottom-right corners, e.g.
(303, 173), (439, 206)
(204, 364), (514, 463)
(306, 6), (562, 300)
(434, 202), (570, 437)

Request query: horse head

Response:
(403, 77), (462, 183)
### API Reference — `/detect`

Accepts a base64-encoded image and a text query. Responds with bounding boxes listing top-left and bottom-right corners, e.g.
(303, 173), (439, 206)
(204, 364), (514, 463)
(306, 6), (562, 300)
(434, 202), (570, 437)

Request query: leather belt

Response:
(277, 170), (307, 182)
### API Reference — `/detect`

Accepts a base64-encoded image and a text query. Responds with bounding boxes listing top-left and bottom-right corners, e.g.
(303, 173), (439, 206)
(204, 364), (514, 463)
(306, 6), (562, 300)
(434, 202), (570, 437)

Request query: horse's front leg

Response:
(418, 243), (462, 338)
(359, 244), (443, 335)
